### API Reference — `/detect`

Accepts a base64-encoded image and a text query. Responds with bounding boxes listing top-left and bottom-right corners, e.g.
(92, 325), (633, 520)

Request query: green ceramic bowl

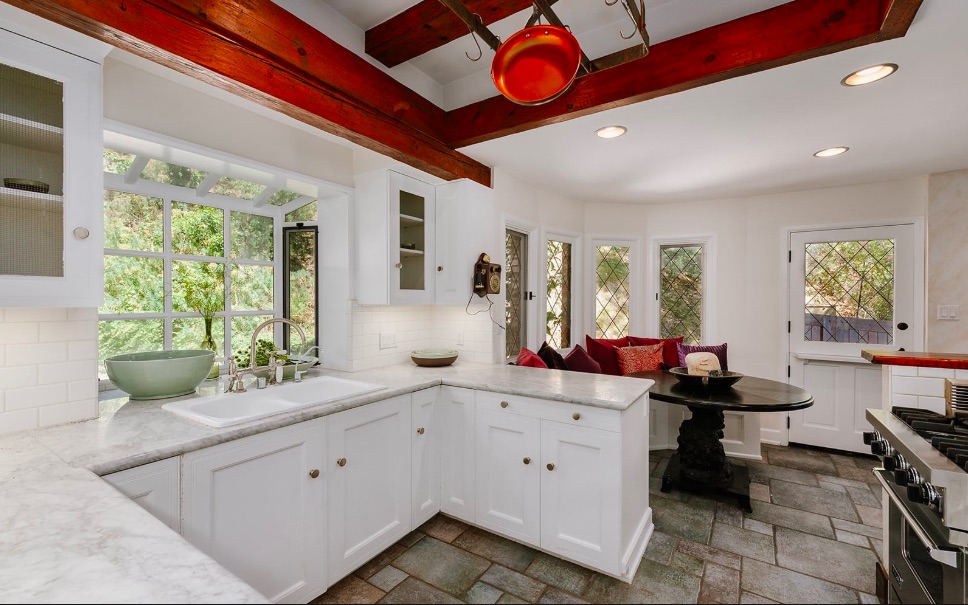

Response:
(105, 350), (216, 400)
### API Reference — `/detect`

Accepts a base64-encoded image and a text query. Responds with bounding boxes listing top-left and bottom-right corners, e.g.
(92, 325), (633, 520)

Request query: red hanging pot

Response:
(491, 25), (582, 106)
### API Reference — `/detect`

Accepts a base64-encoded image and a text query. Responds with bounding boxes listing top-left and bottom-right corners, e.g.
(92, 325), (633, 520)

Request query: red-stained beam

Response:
(446, 0), (922, 148)
(6, 0), (492, 186)
(366, 0), (534, 68)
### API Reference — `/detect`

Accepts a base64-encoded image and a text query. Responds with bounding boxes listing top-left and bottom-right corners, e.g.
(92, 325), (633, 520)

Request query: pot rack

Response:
(437, 0), (650, 74)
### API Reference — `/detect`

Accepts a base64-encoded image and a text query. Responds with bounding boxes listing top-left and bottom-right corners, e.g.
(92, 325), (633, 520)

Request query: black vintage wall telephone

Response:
(473, 253), (502, 297)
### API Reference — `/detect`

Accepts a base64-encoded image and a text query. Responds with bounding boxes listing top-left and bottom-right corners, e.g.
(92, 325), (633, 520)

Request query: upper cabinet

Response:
(355, 169), (494, 305)
(0, 23), (105, 307)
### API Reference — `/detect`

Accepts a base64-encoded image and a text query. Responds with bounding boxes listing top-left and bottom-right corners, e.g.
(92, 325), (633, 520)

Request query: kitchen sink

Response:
(162, 376), (386, 428)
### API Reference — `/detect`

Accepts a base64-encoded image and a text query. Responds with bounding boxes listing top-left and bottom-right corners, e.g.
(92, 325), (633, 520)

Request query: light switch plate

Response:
(938, 305), (960, 320)
(379, 332), (397, 349)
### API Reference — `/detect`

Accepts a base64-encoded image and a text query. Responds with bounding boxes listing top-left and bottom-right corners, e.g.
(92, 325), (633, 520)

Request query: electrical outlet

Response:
(379, 332), (397, 349)
(938, 305), (960, 321)
(456, 329), (464, 346)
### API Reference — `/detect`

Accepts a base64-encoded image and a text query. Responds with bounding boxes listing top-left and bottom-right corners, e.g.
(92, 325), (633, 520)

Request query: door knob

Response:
(500, 401), (509, 408)
(572, 412), (581, 421)
(72, 227), (90, 239)
(546, 463), (555, 471)
(417, 427), (425, 435)
(309, 469), (320, 479)
(337, 457), (347, 467)
(523, 457), (531, 465)
(437, 266), (443, 272)
(897, 322), (909, 331)
(395, 262), (402, 269)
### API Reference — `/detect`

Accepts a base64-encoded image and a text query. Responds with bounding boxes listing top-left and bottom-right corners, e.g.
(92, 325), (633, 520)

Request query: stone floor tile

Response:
(669, 550), (705, 577)
(741, 557), (859, 604)
(643, 530), (678, 565)
(817, 480), (848, 493)
(354, 544), (408, 580)
(747, 500), (835, 539)
(537, 587), (589, 604)
(829, 452), (864, 467)
(814, 473), (870, 490)
(397, 530), (426, 548)
(651, 456), (670, 478)
(831, 518), (882, 539)
(835, 529), (871, 548)
(393, 536), (491, 595)
(710, 522), (776, 564)
(368, 566), (408, 592)
(649, 459), (658, 474)
(582, 572), (653, 603)
(481, 564), (547, 603)
(419, 515), (470, 543)
(870, 537), (884, 562)
(856, 505), (883, 528)
(745, 461), (820, 488)
(631, 558), (702, 604)
(770, 478), (859, 522)
(497, 594), (529, 604)
(743, 518), (773, 536)
(715, 502), (744, 528)
(463, 581), (503, 604)
(774, 526), (878, 593)
(651, 493), (716, 544)
(859, 591), (881, 603)
(739, 591), (779, 604)
(835, 465), (880, 485)
(378, 577), (461, 604)
(313, 574), (386, 604)
(452, 527), (539, 572)
(676, 540), (742, 570)
(761, 447), (838, 475)
(700, 562), (740, 604)
(525, 553), (594, 595)
(846, 485), (881, 509)
(749, 482), (770, 502)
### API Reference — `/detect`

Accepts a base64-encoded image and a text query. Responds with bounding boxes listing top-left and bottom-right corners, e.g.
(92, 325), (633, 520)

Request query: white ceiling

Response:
(310, 1), (968, 205)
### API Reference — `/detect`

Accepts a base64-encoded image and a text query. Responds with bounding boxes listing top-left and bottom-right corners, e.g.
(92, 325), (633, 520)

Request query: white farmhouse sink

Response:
(162, 376), (386, 428)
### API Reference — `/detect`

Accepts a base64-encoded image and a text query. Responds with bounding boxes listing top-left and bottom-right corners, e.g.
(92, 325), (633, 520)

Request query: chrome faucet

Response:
(226, 318), (308, 393)
(293, 345), (321, 382)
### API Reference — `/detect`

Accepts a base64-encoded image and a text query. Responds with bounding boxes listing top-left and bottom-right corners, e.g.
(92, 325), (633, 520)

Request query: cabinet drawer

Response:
(476, 391), (620, 432)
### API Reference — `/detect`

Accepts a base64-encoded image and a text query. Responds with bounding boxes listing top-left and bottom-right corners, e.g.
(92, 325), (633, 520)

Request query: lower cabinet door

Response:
(102, 457), (180, 533)
(412, 388), (438, 528)
(540, 421), (622, 574)
(475, 409), (540, 546)
(327, 395), (412, 581)
(438, 386), (476, 522)
(182, 419), (327, 604)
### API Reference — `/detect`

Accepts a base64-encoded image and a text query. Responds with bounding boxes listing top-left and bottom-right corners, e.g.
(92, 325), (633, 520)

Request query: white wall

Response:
(927, 168), (968, 352)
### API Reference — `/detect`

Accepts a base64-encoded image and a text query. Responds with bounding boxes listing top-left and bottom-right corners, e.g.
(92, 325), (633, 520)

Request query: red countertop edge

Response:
(861, 349), (968, 370)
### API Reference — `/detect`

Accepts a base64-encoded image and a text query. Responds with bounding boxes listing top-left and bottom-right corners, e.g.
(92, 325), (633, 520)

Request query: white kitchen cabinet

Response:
(411, 388), (438, 527)
(438, 386), (476, 522)
(327, 394), (412, 580)
(475, 406), (542, 546)
(182, 419), (327, 604)
(433, 179), (495, 305)
(102, 457), (180, 533)
(0, 23), (105, 307)
(355, 169), (436, 305)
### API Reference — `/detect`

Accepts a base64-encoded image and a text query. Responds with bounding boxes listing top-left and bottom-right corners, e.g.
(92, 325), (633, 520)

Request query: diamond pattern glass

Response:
(506, 230), (527, 359)
(803, 239), (894, 344)
(546, 240), (572, 349)
(595, 245), (630, 339)
(660, 245), (703, 345)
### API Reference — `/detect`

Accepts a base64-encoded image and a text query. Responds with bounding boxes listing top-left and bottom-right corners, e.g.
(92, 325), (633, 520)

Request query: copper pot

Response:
(491, 25), (582, 105)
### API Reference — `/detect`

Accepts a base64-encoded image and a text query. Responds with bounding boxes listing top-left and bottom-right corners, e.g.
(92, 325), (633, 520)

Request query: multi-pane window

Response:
(505, 229), (528, 359)
(659, 244), (704, 345)
(546, 240), (572, 349)
(594, 245), (630, 339)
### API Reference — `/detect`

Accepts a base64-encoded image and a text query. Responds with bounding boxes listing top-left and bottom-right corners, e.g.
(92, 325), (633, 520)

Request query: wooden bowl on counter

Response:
(411, 349), (459, 367)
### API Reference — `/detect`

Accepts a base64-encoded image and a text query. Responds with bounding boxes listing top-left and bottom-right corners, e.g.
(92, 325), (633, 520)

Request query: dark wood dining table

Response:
(628, 370), (814, 511)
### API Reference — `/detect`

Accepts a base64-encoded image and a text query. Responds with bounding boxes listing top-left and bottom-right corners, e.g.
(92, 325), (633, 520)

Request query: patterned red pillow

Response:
(516, 347), (548, 368)
(585, 335), (629, 376)
(616, 344), (665, 375)
(563, 344), (601, 374)
(628, 336), (684, 369)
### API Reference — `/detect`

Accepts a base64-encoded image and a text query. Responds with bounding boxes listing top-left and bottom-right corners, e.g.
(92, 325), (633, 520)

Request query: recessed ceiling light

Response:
(596, 125), (627, 139)
(814, 147), (849, 158)
(841, 64), (898, 86)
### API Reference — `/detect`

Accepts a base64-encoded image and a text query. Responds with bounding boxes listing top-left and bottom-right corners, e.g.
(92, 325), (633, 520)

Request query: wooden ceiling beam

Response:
(445, 0), (922, 148)
(366, 0), (535, 68)
(6, 0), (492, 186)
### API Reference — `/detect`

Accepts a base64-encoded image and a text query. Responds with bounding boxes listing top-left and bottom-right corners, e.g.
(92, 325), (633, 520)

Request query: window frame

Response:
(541, 228), (582, 350)
(588, 236), (641, 339)
(502, 216), (539, 361)
(650, 234), (717, 344)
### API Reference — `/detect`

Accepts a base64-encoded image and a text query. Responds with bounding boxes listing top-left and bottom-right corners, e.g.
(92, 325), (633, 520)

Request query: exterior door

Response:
(505, 228), (530, 360)
(788, 223), (923, 452)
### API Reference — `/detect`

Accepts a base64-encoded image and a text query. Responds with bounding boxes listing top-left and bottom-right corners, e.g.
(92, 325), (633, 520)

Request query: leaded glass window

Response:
(546, 240), (572, 349)
(506, 229), (528, 359)
(595, 245), (630, 339)
(659, 244), (703, 345)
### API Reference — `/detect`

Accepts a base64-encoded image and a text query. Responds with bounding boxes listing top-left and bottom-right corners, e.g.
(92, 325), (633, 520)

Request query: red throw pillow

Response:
(585, 336), (629, 376)
(615, 344), (664, 375)
(563, 344), (601, 374)
(628, 336), (683, 369)
(516, 347), (548, 369)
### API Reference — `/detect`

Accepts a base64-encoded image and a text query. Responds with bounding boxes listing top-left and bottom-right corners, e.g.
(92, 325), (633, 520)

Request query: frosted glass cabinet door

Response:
(0, 28), (103, 307)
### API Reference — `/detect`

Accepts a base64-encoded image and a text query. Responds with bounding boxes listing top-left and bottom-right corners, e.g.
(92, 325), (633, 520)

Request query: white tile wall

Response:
(889, 364), (966, 415)
(0, 307), (99, 435)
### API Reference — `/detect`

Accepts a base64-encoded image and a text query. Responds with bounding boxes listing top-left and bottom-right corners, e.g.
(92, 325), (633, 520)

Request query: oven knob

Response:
(863, 431), (881, 445)
(893, 461), (911, 484)
(884, 453), (905, 472)
(871, 439), (891, 456)
(898, 466), (922, 488)
(907, 482), (944, 512)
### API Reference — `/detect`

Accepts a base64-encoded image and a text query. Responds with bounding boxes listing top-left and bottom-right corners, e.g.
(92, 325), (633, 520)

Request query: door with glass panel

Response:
(788, 224), (921, 452)
(505, 229), (529, 360)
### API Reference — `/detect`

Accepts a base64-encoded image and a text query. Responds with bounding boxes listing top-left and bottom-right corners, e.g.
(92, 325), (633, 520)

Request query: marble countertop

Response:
(0, 361), (651, 604)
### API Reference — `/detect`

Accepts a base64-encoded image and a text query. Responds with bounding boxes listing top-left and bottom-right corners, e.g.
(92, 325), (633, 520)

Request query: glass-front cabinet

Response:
(0, 25), (104, 307)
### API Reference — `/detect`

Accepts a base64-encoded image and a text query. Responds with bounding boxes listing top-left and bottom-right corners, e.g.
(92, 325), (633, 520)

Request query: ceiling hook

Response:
(527, 3), (543, 27)
(464, 14), (484, 61)
(604, 0), (620, 5)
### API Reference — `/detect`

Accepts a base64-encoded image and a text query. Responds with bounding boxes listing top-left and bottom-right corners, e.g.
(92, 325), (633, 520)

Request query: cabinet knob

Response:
(547, 463), (555, 471)
(395, 262), (402, 269)
(309, 469), (320, 479)
(500, 401), (509, 408)
(337, 457), (347, 467)
(417, 427), (425, 435)
(523, 457), (531, 465)
(72, 227), (90, 240)
(437, 266), (443, 272)
(572, 412), (581, 421)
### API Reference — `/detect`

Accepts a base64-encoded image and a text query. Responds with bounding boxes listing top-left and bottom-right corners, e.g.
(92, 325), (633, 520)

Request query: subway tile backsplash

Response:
(0, 307), (99, 435)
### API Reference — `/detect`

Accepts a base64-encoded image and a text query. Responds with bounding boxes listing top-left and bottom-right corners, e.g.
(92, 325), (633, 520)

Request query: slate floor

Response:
(311, 444), (884, 604)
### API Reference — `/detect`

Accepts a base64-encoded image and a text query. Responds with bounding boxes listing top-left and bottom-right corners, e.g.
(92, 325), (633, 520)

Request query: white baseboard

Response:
(760, 427), (786, 446)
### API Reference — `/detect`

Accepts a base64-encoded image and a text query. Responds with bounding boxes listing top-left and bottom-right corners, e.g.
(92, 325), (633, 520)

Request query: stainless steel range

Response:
(866, 407), (968, 604)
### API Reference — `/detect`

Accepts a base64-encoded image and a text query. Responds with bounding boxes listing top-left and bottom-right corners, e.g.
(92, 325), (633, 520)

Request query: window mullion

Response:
(164, 197), (173, 350)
